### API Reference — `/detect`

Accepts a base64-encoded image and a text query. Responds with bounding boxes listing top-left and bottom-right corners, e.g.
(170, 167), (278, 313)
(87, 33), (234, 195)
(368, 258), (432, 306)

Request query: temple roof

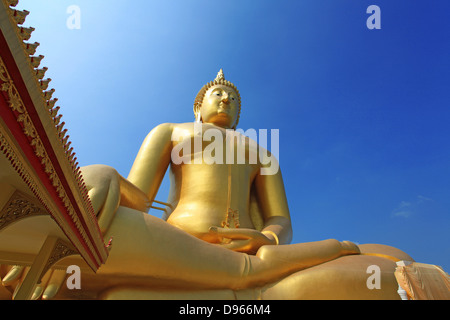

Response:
(0, 0), (108, 276)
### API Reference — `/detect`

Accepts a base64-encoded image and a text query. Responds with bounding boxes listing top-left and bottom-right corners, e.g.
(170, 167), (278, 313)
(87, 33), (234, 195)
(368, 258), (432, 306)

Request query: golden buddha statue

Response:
(2, 70), (414, 300)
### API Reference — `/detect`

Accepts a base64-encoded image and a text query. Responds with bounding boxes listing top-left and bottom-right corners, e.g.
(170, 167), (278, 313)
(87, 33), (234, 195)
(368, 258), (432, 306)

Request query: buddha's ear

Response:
(193, 102), (202, 122)
(232, 117), (239, 130)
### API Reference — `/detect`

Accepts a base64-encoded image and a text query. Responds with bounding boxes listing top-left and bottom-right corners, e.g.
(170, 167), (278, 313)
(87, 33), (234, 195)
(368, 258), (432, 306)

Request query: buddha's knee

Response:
(81, 165), (120, 210)
(359, 244), (414, 262)
(260, 255), (400, 300)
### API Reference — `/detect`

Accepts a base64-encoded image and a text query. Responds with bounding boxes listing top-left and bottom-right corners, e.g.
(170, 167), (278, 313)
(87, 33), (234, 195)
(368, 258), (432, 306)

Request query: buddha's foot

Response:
(340, 241), (361, 255)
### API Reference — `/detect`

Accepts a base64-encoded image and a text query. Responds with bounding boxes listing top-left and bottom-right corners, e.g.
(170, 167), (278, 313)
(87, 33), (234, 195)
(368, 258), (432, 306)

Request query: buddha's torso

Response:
(164, 123), (261, 242)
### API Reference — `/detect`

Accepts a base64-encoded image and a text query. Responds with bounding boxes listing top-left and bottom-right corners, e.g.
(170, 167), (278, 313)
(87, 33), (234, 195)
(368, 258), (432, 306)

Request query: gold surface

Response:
(63, 70), (413, 299)
(1, 70), (416, 300)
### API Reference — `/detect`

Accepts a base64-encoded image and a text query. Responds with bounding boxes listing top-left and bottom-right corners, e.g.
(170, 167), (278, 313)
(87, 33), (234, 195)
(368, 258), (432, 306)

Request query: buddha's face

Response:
(200, 85), (239, 129)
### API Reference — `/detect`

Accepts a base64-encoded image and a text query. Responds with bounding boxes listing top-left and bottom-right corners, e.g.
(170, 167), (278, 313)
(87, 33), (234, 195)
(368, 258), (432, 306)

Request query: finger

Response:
(31, 285), (44, 300)
(42, 269), (66, 300)
(31, 269), (54, 300)
(220, 240), (251, 252)
(12, 267), (30, 299)
(209, 227), (253, 240)
(2, 265), (25, 287)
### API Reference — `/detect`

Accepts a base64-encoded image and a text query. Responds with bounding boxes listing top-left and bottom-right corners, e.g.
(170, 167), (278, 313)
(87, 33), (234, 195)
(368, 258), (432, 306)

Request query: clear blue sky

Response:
(18, 0), (449, 271)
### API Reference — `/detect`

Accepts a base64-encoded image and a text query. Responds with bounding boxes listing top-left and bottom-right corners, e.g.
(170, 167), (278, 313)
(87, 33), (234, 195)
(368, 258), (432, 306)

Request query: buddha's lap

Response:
(100, 206), (410, 274)
(259, 254), (401, 299)
(96, 255), (401, 300)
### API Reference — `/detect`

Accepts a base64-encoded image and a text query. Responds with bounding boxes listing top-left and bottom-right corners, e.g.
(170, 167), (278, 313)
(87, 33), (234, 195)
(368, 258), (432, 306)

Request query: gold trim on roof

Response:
(2, 0), (88, 197)
(2, 1), (76, 177)
(1, 0), (108, 264)
(0, 190), (48, 231)
(38, 239), (78, 284)
(0, 126), (87, 264)
(0, 56), (102, 268)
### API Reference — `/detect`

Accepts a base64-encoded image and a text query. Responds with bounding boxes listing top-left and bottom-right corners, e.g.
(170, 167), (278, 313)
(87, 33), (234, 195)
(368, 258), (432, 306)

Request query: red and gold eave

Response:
(0, 0), (108, 271)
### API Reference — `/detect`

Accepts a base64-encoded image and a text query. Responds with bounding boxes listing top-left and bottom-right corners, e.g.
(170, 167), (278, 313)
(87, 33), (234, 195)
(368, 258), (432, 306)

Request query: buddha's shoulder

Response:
(150, 122), (194, 133)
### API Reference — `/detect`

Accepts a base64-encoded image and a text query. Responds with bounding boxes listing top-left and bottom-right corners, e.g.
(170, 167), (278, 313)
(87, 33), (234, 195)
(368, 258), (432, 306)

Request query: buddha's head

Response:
(193, 69), (241, 129)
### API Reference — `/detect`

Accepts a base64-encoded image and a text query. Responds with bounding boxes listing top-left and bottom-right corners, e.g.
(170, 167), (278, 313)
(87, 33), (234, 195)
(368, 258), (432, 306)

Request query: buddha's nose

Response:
(221, 92), (229, 103)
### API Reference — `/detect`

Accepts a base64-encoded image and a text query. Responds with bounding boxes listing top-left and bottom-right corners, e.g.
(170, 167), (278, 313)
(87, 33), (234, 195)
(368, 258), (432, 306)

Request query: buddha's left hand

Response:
(209, 227), (277, 254)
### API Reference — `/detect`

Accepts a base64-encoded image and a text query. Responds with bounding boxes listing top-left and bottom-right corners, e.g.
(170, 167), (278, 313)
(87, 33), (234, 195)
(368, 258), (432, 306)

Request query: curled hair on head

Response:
(193, 69), (241, 130)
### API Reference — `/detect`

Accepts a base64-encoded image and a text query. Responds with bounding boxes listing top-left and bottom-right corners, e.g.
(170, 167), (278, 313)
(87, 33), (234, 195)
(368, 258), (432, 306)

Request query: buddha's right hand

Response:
(209, 227), (277, 255)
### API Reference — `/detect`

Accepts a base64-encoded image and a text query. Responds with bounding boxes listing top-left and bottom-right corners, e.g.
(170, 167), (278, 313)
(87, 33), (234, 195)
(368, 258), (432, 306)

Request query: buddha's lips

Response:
(216, 109), (230, 116)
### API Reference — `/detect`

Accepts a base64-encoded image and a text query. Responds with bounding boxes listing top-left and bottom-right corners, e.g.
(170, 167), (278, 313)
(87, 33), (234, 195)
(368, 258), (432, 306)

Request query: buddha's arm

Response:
(127, 123), (173, 204)
(254, 168), (293, 245)
(118, 175), (151, 212)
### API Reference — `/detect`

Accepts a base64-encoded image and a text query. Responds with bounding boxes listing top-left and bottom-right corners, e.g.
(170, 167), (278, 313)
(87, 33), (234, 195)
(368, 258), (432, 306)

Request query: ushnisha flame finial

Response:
(215, 69), (225, 82)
